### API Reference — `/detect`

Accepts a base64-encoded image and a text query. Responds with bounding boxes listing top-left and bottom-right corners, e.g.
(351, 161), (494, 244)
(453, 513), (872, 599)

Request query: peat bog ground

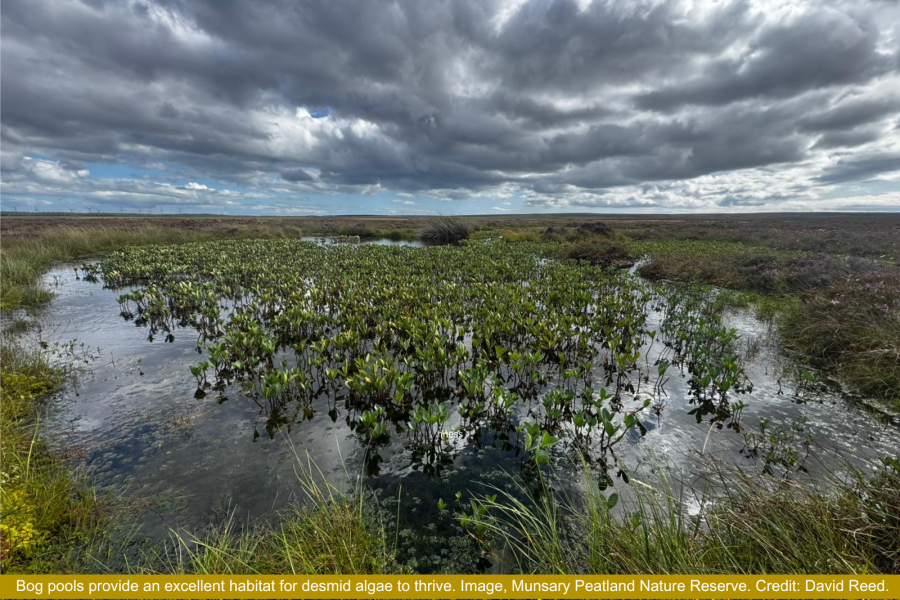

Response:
(1, 213), (898, 575)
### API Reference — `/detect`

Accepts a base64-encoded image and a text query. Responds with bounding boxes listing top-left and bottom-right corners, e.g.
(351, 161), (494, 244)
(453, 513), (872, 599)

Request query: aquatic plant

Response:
(95, 238), (750, 480)
(6, 215), (899, 576)
(741, 416), (813, 477)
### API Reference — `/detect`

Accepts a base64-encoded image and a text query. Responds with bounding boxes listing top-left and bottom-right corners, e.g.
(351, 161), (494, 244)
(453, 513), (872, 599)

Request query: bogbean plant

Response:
(96, 239), (750, 480)
(653, 285), (752, 431)
(741, 416), (814, 477)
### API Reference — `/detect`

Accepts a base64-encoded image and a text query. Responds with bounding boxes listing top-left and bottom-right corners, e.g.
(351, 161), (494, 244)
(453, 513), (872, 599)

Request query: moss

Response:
(0, 361), (100, 572)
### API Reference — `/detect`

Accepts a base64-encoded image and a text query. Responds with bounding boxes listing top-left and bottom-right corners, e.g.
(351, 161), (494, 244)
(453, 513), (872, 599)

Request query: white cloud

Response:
(21, 157), (89, 184)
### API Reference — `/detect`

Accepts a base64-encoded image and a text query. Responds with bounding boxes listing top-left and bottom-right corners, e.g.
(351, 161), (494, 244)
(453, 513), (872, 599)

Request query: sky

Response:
(2, 0), (900, 216)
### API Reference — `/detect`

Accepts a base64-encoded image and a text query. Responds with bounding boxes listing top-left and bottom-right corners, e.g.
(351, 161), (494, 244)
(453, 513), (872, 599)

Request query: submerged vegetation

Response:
(139, 467), (400, 575)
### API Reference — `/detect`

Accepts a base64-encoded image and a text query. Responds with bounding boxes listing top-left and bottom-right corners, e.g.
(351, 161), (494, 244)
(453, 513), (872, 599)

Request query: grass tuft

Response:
(420, 218), (473, 245)
(135, 457), (401, 575)
(779, 273), (900, 407)
(465, 460), (900, 574)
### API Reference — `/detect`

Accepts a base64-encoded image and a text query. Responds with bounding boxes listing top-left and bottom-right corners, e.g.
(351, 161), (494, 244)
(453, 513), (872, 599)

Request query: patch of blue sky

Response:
(82, 161), (181, 179)
(821, 180), (900, 199)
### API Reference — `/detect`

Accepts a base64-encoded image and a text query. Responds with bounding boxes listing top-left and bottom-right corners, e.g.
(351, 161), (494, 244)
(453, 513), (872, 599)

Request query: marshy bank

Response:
(627, 238), (900, 412)
(0, 221), (423, 311)
(1, 214), (898, 575)
(508, 218), (899, 412)
(0, 339), (100, 571)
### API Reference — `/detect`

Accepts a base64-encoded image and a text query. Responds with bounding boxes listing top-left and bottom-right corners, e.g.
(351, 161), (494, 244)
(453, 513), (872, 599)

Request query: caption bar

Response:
(1, 575), (898, 599)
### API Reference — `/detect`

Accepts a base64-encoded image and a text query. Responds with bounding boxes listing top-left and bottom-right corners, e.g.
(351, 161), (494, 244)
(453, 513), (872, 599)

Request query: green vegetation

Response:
(626, 238), (900, 410)
(631, 238), (876, 293)
(459, 459), (900, 574)
(0, 343), (399, 576)
(0, 221), (418, 311)
(0, 335), (397, 575)
(0, 340), (100, 572)
(419, 217), (472, 245)
(1, 224), (300, 310)
(505, 222), (634, 267)
(139, 473), (400, 575)
(558, 238), (635, 268)
(94, 238), (751, 479)
(633, 239), (798, 290)
(524, 229), (898, 410)
(498, 228), (544, 243)
(780, 273), (900, 406)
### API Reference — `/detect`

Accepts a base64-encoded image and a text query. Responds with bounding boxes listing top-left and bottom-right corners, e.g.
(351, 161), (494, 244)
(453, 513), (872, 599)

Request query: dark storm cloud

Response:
(482, 91), (611, 129)
(799, 97), (899, 132)
(813, 127), (883, 150)
(2, 0), (899, 211)
(485, 0), (756, 93)
(636, 8), (894, 111)
(280, 169), (314, 182)
(817, 153), (900, 184)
